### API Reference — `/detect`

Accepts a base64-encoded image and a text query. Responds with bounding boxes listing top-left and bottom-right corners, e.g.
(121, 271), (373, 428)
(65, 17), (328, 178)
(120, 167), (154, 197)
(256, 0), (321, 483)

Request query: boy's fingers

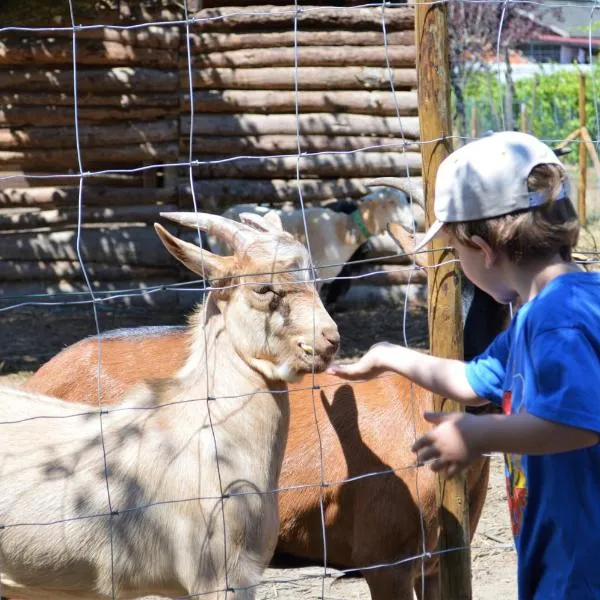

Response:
(423, 411), (447, 424)
(411, 434), (431, 453)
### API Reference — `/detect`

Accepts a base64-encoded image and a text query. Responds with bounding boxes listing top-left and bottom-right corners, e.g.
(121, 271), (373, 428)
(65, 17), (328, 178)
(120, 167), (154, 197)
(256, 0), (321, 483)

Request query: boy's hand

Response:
(327, 342), (394, 379)
(412, 412), (484, 479)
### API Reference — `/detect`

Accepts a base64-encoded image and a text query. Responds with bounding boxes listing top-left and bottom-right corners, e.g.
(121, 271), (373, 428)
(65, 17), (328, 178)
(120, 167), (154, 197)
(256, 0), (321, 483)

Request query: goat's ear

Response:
(154, 223), (233, 278)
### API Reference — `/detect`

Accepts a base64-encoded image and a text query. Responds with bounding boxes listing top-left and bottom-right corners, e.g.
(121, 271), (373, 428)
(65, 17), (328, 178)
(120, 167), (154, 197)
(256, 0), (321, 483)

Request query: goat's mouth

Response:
(296, 343), (334, 373)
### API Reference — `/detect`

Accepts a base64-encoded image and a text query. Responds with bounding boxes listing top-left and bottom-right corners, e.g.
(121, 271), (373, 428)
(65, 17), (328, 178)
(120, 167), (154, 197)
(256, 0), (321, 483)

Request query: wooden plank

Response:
(0, 227), (177, 267)
(0, 204), (177, 229)
(182, 114), (420, 138)
(0, 143), (179, 169)
(2, 67), (178, 93)
(180, 177), (421, 210)
(416, 0), (471, 598)
(192, 152), (422, 179)
(186, 67), (417, 91)
(183, 89), (419, 116)
(0, 260), (173, 281)
(0, 91), (178, 108)
(0, 186), (179, 207)
(0, 38), (177, 68)
(579, 73), (587, 223)
(192, 6), (415, 31)
(0, 121), (178, 149)
(185, 134), (421, 155)
(185, 46), (416, 68)
(186, 30), (414, 52)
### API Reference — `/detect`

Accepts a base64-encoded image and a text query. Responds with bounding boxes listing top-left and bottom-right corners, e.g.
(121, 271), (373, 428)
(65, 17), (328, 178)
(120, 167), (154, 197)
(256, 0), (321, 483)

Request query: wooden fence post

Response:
(579, 73), (587, 223)
(470, 105), (478, 139)
(415, 2), (471, 599)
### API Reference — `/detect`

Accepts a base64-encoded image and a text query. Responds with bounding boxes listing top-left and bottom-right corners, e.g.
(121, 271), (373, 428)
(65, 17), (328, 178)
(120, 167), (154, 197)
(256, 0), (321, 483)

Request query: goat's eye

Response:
(255, 285), (274, 295)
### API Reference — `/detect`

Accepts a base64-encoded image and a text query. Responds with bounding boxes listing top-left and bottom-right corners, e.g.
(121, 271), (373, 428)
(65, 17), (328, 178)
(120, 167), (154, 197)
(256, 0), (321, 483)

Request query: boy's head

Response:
(416, 131), (579, 265)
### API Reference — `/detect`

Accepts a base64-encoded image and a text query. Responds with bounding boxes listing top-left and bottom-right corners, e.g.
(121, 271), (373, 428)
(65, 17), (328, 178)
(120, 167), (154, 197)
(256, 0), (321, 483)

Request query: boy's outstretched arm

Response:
(328, 342), (487, 406)
(413, 411), (600, 479)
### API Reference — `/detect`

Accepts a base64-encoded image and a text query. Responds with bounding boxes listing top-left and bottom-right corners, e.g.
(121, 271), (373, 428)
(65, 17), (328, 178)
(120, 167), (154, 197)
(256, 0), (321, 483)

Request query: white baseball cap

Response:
(414, 131), (569, 251)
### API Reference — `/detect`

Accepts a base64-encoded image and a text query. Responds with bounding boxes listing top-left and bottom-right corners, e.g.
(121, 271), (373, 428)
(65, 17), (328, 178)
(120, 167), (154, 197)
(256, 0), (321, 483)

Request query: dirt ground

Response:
(0, 297), (517, 599)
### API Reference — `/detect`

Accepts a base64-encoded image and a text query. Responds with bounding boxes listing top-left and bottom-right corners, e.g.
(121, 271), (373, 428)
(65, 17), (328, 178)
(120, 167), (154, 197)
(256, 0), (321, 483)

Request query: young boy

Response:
(329, 131), (600, 599)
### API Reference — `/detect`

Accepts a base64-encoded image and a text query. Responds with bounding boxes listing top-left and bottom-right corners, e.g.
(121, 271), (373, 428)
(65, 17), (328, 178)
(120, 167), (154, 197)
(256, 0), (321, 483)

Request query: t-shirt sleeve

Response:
(527, 327), (600, 434)
(465, 327), (512, 406)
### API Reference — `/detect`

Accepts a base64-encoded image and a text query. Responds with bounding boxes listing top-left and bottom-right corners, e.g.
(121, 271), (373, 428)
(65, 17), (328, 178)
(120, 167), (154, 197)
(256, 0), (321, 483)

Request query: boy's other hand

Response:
(327, 342), (394, 379)
(412, 412), (484, 479)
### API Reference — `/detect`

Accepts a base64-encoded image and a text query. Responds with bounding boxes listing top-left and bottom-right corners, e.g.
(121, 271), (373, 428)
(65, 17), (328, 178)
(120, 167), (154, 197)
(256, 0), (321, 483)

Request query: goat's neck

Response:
(350, 207), (375, 242)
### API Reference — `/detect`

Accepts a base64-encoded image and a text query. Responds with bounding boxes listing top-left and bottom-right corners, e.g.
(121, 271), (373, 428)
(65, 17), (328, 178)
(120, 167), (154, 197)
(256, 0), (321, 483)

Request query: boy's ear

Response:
(470, 235), (497, 269)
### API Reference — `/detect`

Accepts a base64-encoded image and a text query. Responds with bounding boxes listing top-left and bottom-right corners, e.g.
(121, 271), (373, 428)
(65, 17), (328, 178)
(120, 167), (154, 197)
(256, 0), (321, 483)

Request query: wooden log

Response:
(0, 121), (178, 149)
(41, 25), (182, 50)
(0, 38), (178, 68)
(0, 203), (178, 229)
(180, 177), (421, 210)
(184, 46), (416, 68)
(0, 172), (144, 189)
(0, 91), (179, 108)
(0, 227), (177, 266)
(417, 0), (471, 597)
(0, 279), (183, 310)
(0, 106), (179, 127)
(0, 260), (174, 281)
(186, 30), (414, 52)
(192, 152), (422, 179)
(184, 89), (418, 116)
(2, 67), (178, 93)
(186, 66), (417, 91)
(192, 6), (415, 31)
(0, 186), (179, 208)
(0, 143), (179, 169)
(3, 26), (182, 50)
(185, 134), (421, 155)
(182, 114), (420, 138)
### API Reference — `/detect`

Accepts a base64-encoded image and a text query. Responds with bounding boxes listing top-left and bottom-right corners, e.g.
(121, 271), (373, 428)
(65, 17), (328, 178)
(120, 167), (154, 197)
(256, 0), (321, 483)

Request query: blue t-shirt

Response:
(466, 271), (600, 600)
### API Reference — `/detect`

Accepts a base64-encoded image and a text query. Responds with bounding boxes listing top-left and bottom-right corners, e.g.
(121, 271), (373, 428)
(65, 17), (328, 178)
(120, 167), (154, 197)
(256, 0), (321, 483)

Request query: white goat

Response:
(0, 212), (339, 600)
(208, 183), (424, 288)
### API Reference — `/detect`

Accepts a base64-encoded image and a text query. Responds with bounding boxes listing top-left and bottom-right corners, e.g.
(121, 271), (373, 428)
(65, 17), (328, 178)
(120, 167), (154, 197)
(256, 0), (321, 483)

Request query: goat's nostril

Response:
(322, 329), (340, 350)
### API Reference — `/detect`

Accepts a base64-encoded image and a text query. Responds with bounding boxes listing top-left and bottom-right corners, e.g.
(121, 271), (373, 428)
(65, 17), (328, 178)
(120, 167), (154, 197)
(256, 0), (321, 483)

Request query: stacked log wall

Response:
(0, 3), (421, 309)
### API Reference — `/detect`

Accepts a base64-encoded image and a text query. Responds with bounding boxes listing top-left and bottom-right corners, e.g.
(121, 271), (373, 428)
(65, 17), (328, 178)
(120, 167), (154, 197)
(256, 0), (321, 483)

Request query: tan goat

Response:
(22, 212), (504, 600)
(1, 212), (339, 600)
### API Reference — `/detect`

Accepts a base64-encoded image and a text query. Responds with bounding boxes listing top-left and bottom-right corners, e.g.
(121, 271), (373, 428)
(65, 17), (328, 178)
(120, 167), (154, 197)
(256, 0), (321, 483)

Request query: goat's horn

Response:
(160, 212), (255, 251)
(366, 177), (425, 210)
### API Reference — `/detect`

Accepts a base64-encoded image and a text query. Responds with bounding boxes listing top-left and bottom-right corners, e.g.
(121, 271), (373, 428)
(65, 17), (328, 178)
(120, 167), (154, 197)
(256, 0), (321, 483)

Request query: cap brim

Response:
(413, 220), (445, 253)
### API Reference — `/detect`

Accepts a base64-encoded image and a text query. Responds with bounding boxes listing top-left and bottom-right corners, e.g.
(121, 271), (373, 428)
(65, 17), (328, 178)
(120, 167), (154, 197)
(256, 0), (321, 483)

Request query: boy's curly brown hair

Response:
(445, 164), (579, 264)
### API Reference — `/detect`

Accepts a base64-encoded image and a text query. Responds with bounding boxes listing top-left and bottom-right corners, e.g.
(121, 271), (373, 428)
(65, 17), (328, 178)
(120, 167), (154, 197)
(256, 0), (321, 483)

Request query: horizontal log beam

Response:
(193, 6), (415, 31)
(0, 186), (179, 207)
(0, 260), (174, 281)
(183, 89), (418, 115)
(0, 92), (178, 108)
(2, 26), (182, 50)
(0, 227), (177, 266)
(192, 152), (422, 179)
(185, 134), (420, 155)
(0, 106), (179, 127)
(182, 113), (419, 138)
(180, 177), (422, 210)
(0, 38), (178, 68)
(186, 30), (414, 52)
(3, 67), (178, 93)
(0, 121), (178, 149)
(0, 143), (179, 169)
(185, 46), (416, 68)
(186, 66), (417, 91)
(0, 203), (178, 229)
